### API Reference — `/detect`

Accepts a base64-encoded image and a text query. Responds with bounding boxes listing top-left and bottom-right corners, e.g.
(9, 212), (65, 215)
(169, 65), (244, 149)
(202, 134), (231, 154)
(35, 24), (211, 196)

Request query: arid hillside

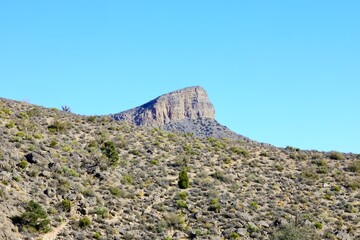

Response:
(0, 97), (359, 240)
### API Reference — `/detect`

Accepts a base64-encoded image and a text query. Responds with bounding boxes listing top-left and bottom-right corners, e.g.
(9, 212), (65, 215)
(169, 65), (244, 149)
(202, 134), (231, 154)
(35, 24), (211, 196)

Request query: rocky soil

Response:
(0, 97), (359, 240)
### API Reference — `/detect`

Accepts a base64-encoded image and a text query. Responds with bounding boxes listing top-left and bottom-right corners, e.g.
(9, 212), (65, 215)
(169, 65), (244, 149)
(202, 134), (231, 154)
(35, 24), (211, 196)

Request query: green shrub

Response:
(61, 166), (78, 177)
(121, 174), (133, 184)
(178, 192), (187, 200)
(101, 141), (119, 167)
(345, 177), (360, 190)
(81, 187), (95, 197)
(329, 151), (344, 160)
(271, 224), (319, 240)
(26, 107), (42, 117)
(48, 120), (70, 133)
(316, 166), (329, 174)
(11, 200), (50, 233)
(249, 201), (259, 210)
(209, 198), (221, 212)
(93, 232), (101, 239)
(275, 163), (284, 172)
(229, 232), (241, 239)
(164, 213), (185, 229)
(178, 167), (189, 189)
(61, 199), (71, 212)
(49, 140), (58, 148)
(314, 222), (322, 229)
(176, 200), (188, 209)
(18, 160), (28, 169)
(301, 167), (319, 184)
(129, 149), (141, 156)
(79, 216), (91, 228)
(312, 158), (327, 166)
(211, 170), (231, 183)
(20, 112), (29, 119)
(95, 206), (108, 218)
(331, 185), (341, 192)
(230, 146), (250, 157)
(150, 159), (159, 165)
(87, 116), (97, 122)
(259, 152), (270, 157)
(109, 187), (123, 197)
(62, 145), (72, 153)
(1, 107), (13, 115)
(348, 160), (360, 172)
(5, 121), (14, 128)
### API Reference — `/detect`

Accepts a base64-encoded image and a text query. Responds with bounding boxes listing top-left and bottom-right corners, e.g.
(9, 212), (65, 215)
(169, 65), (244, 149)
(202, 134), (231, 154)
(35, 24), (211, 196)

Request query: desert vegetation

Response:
(0, 98), (359, 239)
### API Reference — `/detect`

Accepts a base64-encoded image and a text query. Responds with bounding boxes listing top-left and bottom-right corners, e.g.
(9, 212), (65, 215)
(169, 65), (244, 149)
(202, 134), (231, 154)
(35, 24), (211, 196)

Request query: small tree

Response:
(61, 105), (71, 112)
(101, 141), (119, 167)
(11, 200), (50, 233)
(178, 167), (189, 189)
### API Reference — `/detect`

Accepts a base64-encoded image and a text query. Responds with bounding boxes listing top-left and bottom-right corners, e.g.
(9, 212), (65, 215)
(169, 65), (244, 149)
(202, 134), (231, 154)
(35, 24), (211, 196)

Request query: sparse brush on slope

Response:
(0, 96), (359, 240)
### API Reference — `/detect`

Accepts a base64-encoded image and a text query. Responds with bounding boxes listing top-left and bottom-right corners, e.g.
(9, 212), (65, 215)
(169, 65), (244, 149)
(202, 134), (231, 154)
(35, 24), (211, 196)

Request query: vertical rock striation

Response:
(112, 86), (215, 126)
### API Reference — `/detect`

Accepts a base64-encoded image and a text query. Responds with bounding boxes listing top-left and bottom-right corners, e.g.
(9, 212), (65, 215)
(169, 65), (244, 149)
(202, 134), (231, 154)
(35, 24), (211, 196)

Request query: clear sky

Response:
(1, 1), (359, 153)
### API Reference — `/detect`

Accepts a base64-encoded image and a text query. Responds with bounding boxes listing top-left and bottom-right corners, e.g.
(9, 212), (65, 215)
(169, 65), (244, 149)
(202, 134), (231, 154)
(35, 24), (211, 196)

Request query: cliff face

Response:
(112, 86), (215, 126)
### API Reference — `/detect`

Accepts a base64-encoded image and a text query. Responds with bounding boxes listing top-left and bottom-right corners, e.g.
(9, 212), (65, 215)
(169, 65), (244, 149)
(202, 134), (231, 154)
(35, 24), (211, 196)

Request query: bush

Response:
(345, 177), (360, 190)
(249, 201), (259, 210)
(314, 222), (322, 229)
(211, 170), (231, 183)
(177, 192), (187, 200)
(61, 166), (79, 177)
(93, 232), (101, 239)
(348, 160), (360, 172)
(79, 216), (91, 228)
(50, 140), (58, 148)
(274, 163), (284, 172)
(18, 160), (28, 169)
(87, 116), (97, 122)
(259, 152), (270, 157)
(329, 151), (344, 160)
(121, 174), (133, 184)
(5, 121), (14, 128)
(176, 200), (188, 209)
(164, 212), (185, 229)
(11, 200), (50, 233)
(95, 206), (108, 218)
(271, 224), (319, 240)
(178, 167), (189, 189)
(109, 187), (123, 197)
(62, 145), (72, 153)
(61, 199), (71, 212)
(229, 232), (241, 239)
(209, 198), (221, 212)
(48, 120), (70, 133)
(101, 141), (119, 167)
(331, 185), (341, 192)
(230, 146), (250, 157)
(33, 133), (42, 139)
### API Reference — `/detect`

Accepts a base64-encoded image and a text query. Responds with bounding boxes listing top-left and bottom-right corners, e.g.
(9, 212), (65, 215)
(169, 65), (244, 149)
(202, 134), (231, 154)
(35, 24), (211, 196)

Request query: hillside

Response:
(0, 97), (359, 240)
(111, 86), (248, 141)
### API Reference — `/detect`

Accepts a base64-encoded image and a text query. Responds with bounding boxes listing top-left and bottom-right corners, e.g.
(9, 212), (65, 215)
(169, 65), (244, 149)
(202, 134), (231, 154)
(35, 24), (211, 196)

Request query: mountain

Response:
(112, 86), (215, 126)
(112, 86), (249, 141)
(0, 96), (359, 240)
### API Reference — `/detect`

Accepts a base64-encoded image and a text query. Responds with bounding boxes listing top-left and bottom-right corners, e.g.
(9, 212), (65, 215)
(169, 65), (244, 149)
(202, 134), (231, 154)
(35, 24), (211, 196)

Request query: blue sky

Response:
(1, 1), (359, 153)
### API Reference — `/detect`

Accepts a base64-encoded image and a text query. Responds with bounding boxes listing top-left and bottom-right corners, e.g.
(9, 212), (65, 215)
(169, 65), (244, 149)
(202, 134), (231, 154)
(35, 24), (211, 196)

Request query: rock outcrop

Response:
(112, 86), (215, 126)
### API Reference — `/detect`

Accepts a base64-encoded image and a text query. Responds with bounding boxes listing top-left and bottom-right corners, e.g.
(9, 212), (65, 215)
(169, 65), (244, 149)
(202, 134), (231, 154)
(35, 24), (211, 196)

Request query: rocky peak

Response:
(112, 86), (215, 126)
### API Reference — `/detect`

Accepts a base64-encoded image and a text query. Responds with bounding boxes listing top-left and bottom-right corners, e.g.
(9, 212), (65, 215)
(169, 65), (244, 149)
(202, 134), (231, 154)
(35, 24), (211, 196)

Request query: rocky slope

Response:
(112, 86), (215, 126)
(0, 97), (359, 240)
(111, 86), (253, 141)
